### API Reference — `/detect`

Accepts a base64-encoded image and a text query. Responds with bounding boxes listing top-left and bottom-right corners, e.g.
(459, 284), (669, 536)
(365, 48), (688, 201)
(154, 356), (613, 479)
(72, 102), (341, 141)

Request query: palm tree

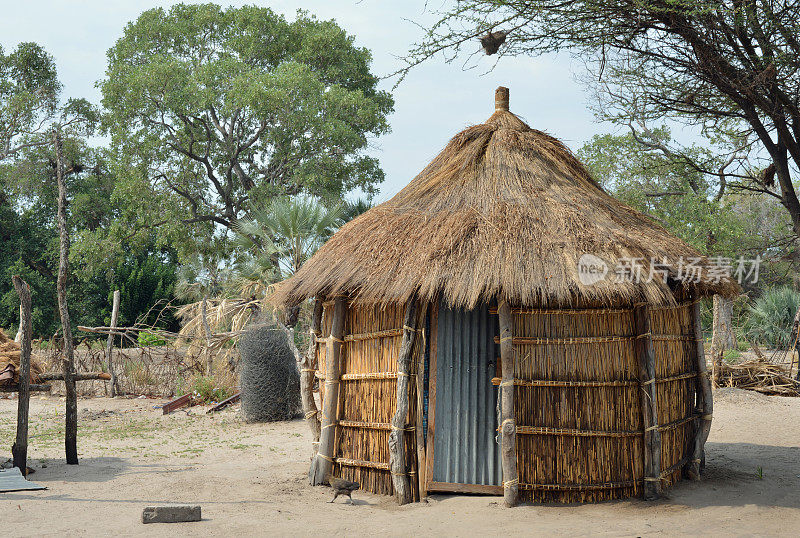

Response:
(234, 196), (343, 288)
(341, 197), (373, 223)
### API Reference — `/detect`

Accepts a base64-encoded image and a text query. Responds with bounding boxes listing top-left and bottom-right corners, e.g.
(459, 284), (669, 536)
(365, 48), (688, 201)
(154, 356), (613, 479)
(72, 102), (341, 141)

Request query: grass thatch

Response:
(0, 328), (44, 385)
(272, 89), (739, 310)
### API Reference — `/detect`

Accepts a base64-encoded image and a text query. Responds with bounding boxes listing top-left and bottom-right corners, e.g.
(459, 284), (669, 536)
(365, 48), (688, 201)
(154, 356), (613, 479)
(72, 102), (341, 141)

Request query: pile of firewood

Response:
(717, 358), (800, 396)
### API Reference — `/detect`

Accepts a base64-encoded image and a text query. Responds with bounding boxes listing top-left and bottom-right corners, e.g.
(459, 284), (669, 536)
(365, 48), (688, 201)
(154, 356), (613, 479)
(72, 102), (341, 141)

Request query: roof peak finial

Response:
(495, 86), (509, 111)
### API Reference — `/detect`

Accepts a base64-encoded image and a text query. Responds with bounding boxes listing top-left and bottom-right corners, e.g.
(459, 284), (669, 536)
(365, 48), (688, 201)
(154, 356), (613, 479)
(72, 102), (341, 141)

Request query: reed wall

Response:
(316, 301), (422, 499)
(315, 297), (698, 504)
(506, 299), (697, 503)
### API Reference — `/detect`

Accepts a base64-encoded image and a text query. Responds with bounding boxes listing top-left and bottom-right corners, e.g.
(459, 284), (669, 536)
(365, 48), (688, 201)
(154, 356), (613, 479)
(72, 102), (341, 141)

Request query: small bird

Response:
(326, 474), (360, 504)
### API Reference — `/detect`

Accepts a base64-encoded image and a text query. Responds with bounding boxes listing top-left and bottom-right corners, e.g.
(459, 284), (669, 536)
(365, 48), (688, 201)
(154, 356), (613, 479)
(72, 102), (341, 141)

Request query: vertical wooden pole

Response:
(302, 299), (323, 453)
(309, 296), (346, 485)
(201, 297), (213, 375)
(424, 303), (439, 495)
(14, 304), (23, 342)
(633, 303), (661, 500)
(389, 299), (419, 505)
(498, 300), (518, 507)
(687, 299), (713, 480)
(11, 276), (32, 475)
(415, 304), (428, 501)
(54, 128), (78, 466)
(106, 289), (121, 397)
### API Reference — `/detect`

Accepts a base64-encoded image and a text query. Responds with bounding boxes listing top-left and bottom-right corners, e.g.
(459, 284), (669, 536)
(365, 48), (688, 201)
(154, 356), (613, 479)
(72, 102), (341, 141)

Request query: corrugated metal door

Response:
(431, 301), (502, 488)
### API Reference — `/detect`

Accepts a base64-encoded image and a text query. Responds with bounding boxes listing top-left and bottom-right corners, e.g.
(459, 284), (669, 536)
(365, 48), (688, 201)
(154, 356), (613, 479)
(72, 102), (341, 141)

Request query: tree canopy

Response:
(101, 3), (393, 239)
(405, 1), (800, 236)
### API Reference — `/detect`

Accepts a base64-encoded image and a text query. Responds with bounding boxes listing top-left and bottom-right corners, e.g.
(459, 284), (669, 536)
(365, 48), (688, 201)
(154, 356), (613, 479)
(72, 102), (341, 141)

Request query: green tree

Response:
(0, 42), (60, 160)
(578, 129), (795, 291)
(101, 3), (393, 243)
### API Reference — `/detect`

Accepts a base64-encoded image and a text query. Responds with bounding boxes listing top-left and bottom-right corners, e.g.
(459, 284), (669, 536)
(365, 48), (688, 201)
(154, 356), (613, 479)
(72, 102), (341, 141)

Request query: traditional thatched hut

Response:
(273, 87), (738, 505)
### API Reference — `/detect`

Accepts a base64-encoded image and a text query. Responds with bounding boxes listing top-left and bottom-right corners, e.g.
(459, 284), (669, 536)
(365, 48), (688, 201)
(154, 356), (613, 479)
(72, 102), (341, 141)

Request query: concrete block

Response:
(142, 505), (201, 524)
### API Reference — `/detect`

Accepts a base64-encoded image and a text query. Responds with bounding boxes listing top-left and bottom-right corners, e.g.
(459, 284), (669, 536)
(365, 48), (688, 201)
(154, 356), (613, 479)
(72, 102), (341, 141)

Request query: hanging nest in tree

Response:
(480, 30), (507, 55)
(0, 329), (44, 386)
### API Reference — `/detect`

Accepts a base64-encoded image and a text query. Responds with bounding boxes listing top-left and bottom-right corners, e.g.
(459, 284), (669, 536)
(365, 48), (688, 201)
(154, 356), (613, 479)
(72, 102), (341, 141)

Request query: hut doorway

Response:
(427, 301), (502, 494)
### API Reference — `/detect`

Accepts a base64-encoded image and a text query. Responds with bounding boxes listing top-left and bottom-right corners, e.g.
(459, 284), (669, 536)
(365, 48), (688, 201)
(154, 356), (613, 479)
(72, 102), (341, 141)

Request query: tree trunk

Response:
(497, 300), (518, 507)
(389, 299), (419, 505)
(309, 297), (346, 486)
(711, 295), (735, 386)
(106, 290), (121, 397)
(633, 304), (662, 500)
(11, 276), (32, 475)
(54, 129), (78, 465)
(301, 299), (323, 454)
(687, 300), (713, 480)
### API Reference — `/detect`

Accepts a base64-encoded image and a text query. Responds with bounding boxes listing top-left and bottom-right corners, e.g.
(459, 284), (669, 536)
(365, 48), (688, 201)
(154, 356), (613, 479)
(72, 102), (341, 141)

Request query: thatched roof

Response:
(273, 87), (739, 309)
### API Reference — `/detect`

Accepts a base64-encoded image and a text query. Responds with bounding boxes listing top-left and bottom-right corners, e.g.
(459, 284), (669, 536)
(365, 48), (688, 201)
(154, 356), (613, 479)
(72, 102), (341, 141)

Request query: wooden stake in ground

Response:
(54, 128), (78, 465)
(309, 297), (346, 486)
(389, 300), (419, 505)
(633, 303), (661, 500)
(301, 299), (323, 448)
(687, 299), (713, 480)
(11, 276), (32, 475)
(201, 297), (213, 375)
(497, 300), (518, 507)
(106, 289), (121, 397)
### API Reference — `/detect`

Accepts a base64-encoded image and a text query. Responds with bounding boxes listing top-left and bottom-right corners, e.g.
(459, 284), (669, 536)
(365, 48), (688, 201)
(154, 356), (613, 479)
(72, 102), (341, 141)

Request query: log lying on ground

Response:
(38, 372), (111, 382)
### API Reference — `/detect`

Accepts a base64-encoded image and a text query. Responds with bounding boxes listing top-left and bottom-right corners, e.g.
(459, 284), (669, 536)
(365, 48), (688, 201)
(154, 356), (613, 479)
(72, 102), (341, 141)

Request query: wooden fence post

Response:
(389, 299), (419, 505)
(201, 297), (213, 375)
(106, 290), (121, 397)
(498, 300), (518, 507)
(633, 303), (661, 500)
(302, 299), (323, 452)
(687, 299), (713, 480)
(14, 304), (23, 342)
(11, 276), (32, 475)
(309, 296), (346, 485)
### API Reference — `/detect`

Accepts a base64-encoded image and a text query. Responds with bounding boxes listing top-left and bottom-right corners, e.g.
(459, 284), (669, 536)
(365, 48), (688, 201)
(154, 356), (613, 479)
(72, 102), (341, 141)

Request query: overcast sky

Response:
(0, 0), (613, 202)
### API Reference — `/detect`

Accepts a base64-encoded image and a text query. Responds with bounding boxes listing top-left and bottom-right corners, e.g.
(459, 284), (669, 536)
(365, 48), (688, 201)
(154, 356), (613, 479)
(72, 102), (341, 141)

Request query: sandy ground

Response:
(1, 388), (799, 537)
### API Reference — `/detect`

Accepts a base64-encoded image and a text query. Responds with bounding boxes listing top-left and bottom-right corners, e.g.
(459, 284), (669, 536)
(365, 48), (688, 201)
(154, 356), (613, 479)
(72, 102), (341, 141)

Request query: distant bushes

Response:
(745, 287), (800, 348)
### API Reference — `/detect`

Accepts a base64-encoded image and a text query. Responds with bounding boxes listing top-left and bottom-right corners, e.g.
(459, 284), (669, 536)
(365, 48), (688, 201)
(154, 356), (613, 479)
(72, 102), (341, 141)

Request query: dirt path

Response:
(1, 387), (799, 536)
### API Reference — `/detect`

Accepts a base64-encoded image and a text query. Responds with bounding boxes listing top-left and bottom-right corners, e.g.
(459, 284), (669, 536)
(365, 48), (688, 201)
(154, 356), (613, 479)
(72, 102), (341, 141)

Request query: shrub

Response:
(137, 331), (167, 347)
(745, 287), (800, 348)
(178, 373), (233, 404)
(723, 348), (741, 363)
